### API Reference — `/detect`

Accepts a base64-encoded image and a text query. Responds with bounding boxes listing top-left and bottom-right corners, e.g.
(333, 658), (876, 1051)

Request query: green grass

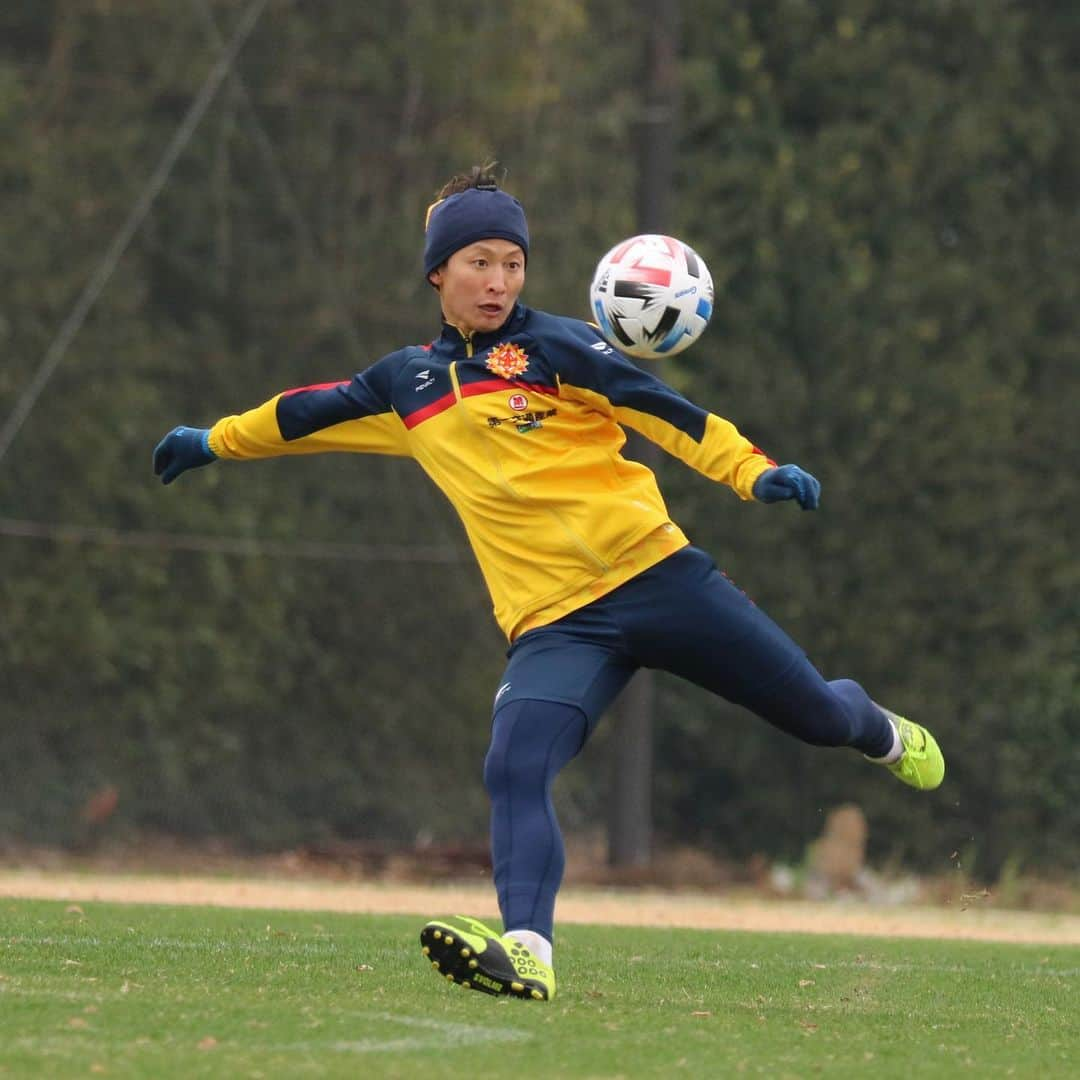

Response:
(0, 900), (1076, 1078)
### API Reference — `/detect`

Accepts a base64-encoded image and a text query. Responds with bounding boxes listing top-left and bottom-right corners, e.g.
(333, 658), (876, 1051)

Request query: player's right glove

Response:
(752, 464), (821, 510)
(153, 426), (217, 485)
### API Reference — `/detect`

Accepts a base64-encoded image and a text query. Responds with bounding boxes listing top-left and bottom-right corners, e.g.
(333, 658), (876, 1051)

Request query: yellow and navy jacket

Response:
(208, 304), (775, 640)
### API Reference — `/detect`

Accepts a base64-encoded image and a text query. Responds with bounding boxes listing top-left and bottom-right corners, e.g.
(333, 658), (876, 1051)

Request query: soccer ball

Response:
(589, 234), (714, 359)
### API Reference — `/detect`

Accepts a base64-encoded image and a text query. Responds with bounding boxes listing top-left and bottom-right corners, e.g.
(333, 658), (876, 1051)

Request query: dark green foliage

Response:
(0, 2), (1076, 874)
(654, 0), (1080, 875)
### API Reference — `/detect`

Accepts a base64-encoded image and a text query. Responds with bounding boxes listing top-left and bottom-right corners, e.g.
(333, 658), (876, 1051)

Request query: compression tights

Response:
(482, 675), (892, 942)
(483, 698), (589, 943)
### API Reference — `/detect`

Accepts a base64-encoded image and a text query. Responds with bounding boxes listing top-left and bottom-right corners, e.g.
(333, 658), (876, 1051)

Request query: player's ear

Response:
(427, 268), (443, 290)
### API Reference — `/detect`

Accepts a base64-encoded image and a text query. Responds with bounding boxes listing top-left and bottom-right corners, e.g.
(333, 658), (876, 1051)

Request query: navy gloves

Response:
(752, 464), (821, 510)
(153, 426), (217, 485)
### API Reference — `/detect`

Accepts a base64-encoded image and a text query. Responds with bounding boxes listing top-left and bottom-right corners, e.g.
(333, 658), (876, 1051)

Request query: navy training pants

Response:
(483, 545), (894, 940)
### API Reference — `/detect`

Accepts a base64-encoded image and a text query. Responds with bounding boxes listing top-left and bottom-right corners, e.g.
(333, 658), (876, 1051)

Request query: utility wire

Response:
(0, 0), (271, 467)
(189, 0), (365, 366)
(1, 4), (465, 569)
(0, 517), (472, 564)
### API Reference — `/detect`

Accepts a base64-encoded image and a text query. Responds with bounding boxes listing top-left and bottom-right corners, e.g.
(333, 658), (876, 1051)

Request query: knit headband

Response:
(423, 185), (529, 276)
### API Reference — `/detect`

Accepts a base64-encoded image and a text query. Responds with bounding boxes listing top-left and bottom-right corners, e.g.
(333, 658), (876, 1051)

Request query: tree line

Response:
(0, 0), (1076, 878)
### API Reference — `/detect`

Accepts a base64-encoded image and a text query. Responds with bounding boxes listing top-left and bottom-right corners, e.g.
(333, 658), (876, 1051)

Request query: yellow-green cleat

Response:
(880, 712), (945, 790)
(419, 916), (556, 1001)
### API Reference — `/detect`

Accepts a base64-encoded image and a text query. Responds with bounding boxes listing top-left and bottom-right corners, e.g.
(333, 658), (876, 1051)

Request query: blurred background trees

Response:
(1, 0), (1076, 880)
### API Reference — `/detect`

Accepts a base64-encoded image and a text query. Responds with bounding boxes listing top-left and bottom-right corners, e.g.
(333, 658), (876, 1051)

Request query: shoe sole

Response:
(420, 922), (549, 1000)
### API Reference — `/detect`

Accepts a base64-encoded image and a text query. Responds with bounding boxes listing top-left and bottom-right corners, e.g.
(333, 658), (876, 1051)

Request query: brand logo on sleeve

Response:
(415, 369), (435, 391)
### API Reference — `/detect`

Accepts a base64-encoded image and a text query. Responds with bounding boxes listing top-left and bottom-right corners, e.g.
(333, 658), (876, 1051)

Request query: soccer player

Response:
(153, 165), (944, 1003)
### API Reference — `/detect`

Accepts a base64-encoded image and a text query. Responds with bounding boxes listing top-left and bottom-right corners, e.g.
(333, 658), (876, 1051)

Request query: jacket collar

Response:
(434, 303), (528, 357)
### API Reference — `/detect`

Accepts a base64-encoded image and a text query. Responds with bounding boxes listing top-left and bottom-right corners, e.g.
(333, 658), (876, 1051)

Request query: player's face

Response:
(429, 239), (525, 337)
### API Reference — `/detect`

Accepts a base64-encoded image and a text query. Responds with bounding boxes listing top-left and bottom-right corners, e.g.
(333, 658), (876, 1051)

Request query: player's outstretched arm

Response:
(752, 464), (821, 510)
(153, 426), (216, 485)
(153, 354), (414, 487)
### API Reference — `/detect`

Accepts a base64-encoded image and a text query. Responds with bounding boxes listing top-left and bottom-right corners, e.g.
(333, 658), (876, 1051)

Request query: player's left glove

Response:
(752, 464), (821, 510)
(153, 426), (217, 485)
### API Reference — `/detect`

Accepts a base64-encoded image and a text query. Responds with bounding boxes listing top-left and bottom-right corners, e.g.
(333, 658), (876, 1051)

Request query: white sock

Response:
(866, 710), (904, 764)
(505, 929), (553, 967)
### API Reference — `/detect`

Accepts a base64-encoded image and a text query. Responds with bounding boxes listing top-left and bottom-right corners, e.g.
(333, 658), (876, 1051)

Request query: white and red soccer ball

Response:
(589, 234), (714, 359)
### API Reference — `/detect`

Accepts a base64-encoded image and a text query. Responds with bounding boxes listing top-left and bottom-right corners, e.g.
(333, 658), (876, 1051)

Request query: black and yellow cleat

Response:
(419, 916), (556, 1001)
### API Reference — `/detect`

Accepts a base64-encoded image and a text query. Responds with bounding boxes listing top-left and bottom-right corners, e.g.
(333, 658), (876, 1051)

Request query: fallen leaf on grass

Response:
(690, 1011), (712, 1018)
(197, 1036), (218, 1051)
(798, 979), (815, 988)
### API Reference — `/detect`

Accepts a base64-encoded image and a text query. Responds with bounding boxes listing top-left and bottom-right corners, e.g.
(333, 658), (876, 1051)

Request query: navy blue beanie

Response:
(423, 186), (529, 276)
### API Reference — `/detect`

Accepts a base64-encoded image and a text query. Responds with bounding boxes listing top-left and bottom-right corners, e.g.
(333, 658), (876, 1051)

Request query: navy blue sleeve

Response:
(276, 351), (402, 442)
(539, 315), (710, 442)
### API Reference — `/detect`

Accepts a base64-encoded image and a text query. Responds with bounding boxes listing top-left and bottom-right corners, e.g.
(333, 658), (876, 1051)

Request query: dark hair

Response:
(434, 162), (504, 200)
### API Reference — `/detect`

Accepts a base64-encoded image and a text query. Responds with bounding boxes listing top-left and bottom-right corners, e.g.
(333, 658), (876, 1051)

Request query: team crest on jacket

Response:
(485, 342), (529, 380)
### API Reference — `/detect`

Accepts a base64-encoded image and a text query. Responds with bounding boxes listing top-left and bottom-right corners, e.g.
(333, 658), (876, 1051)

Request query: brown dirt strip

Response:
(1, 871), (1078, 945)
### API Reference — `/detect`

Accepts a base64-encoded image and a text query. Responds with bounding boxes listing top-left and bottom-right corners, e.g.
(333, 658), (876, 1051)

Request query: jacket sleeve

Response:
(546, 318), (775, 500)
(207, 354), (410, 460)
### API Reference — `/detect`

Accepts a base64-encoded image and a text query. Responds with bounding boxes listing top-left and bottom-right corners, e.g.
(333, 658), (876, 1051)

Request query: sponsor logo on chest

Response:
(486, 407), (558, 433)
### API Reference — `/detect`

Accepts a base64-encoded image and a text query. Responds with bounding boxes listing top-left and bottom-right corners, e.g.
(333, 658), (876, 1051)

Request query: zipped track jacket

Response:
(208, 304), (775, 640)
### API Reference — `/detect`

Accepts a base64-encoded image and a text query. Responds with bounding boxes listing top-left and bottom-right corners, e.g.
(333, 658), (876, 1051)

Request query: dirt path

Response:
(2, 870), (1077, 945)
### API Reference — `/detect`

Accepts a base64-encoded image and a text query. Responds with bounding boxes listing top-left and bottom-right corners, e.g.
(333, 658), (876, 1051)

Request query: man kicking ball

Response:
(154, 165), (944, 1003)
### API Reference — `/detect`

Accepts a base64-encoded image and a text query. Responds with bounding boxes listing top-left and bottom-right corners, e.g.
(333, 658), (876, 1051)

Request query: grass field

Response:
(1, 899), (1076, 1078)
